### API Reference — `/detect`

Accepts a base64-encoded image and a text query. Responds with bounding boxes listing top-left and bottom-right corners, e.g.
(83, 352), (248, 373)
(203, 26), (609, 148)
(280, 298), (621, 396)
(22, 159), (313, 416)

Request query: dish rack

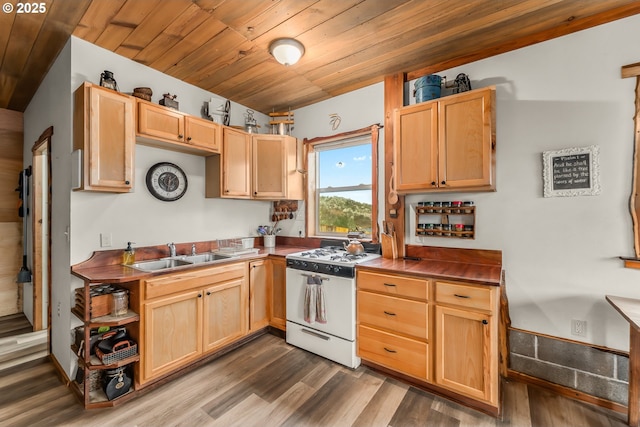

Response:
(216, 237), (260, 255)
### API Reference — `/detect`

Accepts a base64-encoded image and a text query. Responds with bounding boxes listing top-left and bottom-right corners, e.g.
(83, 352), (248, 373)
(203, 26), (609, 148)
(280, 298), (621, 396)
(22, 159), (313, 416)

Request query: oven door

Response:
(285, 268), (356, 340)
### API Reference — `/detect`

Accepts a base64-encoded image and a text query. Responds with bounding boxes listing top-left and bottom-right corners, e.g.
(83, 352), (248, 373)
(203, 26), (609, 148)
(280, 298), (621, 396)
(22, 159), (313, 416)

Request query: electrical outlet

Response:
(571, 319), (587, 337)
(100, 232), (112, 247)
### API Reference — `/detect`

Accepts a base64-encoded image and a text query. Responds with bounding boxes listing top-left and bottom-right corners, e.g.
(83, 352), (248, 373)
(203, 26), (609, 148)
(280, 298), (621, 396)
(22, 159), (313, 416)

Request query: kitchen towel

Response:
(304, 275), (327, 324)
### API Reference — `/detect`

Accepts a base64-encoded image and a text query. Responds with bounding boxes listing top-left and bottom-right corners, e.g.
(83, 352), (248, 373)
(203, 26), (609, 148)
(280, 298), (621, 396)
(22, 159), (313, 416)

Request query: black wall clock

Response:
(145, 162), (188, 201)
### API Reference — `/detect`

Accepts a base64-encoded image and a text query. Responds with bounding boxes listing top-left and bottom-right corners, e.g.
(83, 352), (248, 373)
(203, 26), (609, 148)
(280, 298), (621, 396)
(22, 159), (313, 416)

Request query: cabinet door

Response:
(269, 257), (286, 330)
(74, 83), (135, 192)
(252, 135), (287, 199)
(394, 102), (438, 192)
(438, 88), (494, 189)
(222, 127), (251, 198)
(137, 101), (185, 143)
(143, 289), (202, 383)
(434, 305), (496, 404)
(203, 276), (248, 353)
(249, 260), (269, 331)
(185, 116), (221, 153)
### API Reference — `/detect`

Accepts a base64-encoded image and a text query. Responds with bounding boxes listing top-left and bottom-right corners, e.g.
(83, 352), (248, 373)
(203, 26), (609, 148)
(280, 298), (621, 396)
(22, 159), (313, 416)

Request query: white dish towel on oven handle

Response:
(304, 275), (327, 324)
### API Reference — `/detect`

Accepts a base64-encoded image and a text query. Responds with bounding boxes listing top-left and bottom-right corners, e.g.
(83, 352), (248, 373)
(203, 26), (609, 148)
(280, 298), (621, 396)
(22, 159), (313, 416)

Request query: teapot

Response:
(343, 239), (365, 255)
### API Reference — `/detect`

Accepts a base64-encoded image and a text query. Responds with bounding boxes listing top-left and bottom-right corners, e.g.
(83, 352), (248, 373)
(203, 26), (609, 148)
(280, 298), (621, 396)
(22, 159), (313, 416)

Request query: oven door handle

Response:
(301, 328), (331, 341)
(300, 273), (330, 281)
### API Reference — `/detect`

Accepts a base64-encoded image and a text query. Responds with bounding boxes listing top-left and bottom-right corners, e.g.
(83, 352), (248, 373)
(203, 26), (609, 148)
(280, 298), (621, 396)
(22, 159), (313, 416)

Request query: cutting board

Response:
(381, 232), (398, 259)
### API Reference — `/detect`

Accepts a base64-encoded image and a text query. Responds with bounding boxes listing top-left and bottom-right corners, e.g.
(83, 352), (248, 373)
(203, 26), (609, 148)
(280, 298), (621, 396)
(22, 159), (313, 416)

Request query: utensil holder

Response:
(264, 235), (276, 248)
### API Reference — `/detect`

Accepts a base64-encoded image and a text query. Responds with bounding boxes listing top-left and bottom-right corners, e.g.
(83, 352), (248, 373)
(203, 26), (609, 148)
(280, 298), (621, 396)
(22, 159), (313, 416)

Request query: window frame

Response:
(304, 125), (380, 242)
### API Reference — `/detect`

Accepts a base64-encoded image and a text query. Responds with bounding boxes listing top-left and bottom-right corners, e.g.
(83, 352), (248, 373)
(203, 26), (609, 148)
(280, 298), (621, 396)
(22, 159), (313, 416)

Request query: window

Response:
(306, 126), (379, 240)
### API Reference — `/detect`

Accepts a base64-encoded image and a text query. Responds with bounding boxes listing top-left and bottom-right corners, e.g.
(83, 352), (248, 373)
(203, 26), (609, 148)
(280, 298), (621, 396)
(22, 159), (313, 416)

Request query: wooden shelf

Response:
(72, 307), (139, 326)
(70, 380), (136, 408)
(414, 204), (476, 239)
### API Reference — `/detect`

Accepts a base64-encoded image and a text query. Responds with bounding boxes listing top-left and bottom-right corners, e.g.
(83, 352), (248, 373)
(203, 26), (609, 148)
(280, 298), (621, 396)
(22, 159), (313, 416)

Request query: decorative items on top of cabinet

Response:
(136, 98), (221, 155)
(394, 87), (495, 194)
(73, 82), (135, 192)
(70, 281), (140, 408)
(205, 130), (303, 200)
(434, 280), (499, 408)
(414, 201), (475, 239)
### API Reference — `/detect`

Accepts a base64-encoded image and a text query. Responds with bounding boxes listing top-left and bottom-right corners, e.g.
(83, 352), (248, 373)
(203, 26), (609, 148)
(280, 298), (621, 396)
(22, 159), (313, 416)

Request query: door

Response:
(203, 277), (248, 353)
(438, 89), (494, 189)
(394, 102), (438, 191)
(434, 305), (494, 402)
(269, 258), (286, 330)
(185, 116), (221, 153)
(86, 85), (135, 190)
(143, 289), (202, 382)
(221, 128), (251, 198)
(252, 135), (286, 199)
(249, 260), (269, 331)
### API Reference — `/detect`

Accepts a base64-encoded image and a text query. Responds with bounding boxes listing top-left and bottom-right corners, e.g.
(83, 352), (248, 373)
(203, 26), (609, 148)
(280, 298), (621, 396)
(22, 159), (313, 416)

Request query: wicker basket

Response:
(97, 341), (138, 365)
(133, 87), (152, 102)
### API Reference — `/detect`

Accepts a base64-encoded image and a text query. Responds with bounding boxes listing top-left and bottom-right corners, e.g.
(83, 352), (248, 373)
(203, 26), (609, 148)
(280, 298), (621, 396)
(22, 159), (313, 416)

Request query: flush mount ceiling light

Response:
(269, 38), (305, 66)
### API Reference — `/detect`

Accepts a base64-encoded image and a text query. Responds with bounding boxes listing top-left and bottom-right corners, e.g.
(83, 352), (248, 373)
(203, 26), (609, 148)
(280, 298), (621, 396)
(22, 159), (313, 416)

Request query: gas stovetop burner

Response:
(286, 239), (381, 278)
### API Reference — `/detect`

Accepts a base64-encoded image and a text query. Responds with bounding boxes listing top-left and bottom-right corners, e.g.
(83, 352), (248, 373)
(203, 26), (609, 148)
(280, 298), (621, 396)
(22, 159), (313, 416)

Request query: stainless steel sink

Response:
(182, 252), (234, 263)
(129, 258), (193, 272)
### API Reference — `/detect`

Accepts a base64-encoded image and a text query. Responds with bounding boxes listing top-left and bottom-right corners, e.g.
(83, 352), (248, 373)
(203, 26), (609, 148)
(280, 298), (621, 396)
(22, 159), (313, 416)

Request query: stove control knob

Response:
(333, 266), (341, 273)
(313, 263), (319, 271)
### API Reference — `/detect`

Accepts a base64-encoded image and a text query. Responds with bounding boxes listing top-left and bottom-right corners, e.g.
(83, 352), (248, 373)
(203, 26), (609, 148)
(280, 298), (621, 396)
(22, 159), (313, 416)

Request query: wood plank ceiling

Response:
(1, 0), (640, 114)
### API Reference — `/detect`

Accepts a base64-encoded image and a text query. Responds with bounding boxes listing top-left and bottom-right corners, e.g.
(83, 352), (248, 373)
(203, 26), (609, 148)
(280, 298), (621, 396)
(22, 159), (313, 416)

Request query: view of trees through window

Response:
(317, 141), (372, 236)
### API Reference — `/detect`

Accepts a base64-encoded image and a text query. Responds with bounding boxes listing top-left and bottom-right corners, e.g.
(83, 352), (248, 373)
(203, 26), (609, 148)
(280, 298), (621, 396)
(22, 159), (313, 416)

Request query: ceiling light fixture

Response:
(269, 38), (305, 66)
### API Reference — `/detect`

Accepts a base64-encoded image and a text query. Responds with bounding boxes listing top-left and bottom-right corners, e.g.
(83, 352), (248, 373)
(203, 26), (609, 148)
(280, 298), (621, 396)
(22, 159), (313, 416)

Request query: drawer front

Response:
(435, 281), (494, 312)
(358, 291), (428, 339)
(358, 325), (428, 381)
(357, 271), (428, 300)
(145, 262), (245, 300)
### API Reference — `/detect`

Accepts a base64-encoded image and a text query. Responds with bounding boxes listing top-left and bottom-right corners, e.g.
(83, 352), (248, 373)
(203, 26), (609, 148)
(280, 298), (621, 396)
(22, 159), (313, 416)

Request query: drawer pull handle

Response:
(383, 311), (397, 316)
(384, 347), (397, 353)
(454, 294), (470, 299)
(301, 328), (330, 341)
(383, 283), (397, 287)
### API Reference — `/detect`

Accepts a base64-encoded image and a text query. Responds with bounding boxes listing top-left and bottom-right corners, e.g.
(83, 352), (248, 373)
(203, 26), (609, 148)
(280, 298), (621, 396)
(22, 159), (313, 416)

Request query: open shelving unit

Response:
(413, 203), (476, 239)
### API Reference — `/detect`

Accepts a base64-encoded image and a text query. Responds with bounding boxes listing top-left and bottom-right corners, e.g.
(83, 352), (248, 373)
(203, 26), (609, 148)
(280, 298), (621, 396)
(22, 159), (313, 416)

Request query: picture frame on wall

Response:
(542, 145), (601, 197)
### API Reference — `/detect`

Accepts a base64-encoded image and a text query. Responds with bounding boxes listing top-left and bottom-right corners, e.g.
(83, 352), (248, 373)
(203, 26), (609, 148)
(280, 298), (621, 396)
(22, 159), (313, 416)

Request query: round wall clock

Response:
(145, 162), (188, 201)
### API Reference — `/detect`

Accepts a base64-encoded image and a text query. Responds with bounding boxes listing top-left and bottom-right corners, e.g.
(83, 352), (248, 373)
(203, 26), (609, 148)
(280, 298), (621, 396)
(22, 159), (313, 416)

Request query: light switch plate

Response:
(100, 232), (112, 248)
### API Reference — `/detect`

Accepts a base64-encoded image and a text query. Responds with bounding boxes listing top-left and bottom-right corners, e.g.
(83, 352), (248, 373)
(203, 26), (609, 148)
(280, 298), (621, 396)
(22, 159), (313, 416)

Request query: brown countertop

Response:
(71, 245), (308, 284)
(357, 257), (502, 286)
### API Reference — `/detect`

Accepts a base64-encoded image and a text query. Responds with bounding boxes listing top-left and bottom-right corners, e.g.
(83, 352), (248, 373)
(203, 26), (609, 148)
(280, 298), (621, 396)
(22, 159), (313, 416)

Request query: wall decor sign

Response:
(542, 145), (601, 197)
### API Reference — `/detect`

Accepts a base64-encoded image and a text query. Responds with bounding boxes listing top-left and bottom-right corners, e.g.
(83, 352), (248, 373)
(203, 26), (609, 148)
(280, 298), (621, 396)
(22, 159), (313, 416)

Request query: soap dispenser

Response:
(123, 242), (136, 265)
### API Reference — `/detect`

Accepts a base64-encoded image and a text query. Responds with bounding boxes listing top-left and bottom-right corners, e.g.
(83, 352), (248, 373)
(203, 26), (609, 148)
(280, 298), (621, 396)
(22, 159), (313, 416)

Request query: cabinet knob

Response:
(124, 180), (130, 185)
(206, 291), (211, 296)
(482, 319), (488, 325)
(441, 180), (446, 185)
(198, 293), (202, 298)
(187, 137), (192, 141)
(431, 181), (436, 186)
(178, 134), (184, 139)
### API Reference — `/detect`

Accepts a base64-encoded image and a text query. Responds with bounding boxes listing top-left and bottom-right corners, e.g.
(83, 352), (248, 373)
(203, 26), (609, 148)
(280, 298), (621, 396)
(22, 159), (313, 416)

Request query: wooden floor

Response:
(0, 333), (629, 427)
(0, 313), (32, 338)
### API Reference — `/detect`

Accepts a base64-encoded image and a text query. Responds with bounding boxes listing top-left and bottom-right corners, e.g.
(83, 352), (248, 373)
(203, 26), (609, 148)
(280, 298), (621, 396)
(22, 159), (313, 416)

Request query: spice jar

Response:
(111, 289), (128, 317)
(442, 224), (452, 236)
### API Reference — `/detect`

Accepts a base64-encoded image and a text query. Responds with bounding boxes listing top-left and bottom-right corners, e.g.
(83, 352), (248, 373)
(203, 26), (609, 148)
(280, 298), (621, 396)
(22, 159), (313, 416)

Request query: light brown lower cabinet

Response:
(268, 257), (287, 330)
(356, 270), (500, 412)
(141, 262), (248, 384)
(249, 260), (269, 331)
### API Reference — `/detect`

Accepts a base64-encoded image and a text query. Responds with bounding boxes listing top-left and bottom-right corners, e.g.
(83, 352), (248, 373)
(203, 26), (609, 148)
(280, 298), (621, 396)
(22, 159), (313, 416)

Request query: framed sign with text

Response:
(542, 145), (601, 197)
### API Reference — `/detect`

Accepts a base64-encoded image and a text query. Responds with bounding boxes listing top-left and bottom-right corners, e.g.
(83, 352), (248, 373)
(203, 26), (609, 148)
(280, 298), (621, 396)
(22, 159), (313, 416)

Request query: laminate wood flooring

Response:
(0, 313), (32, 338)
(0, 333), (629, 427)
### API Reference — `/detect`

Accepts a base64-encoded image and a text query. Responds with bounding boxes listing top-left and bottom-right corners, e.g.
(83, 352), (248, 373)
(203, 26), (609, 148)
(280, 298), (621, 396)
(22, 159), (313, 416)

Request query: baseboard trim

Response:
(49, 353), (70, 385)
(507, 369), (627, 414)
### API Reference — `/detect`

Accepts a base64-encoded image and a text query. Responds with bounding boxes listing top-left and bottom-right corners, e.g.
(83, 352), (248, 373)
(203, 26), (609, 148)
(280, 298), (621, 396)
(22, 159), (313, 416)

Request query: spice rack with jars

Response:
(414, 201), (476, 239)
(70, 281), (140, 409)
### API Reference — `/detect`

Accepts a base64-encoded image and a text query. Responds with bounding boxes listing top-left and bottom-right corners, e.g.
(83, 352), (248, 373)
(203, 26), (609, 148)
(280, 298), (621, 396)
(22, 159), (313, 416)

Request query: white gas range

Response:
(285, 240), (381, 368)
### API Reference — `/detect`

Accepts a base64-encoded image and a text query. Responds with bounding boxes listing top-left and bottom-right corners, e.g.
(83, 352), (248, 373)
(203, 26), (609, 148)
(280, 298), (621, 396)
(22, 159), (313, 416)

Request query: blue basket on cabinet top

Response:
(414, 74), (442, 102)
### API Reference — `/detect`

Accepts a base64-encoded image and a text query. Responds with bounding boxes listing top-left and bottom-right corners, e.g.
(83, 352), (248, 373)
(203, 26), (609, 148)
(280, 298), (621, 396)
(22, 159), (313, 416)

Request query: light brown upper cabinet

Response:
(394, 87), (496, 193)
(73, 82), (135, 192)
(137, 99), (221, 155)
(252, 135), (303, 200)
(206, 131), (303, 200)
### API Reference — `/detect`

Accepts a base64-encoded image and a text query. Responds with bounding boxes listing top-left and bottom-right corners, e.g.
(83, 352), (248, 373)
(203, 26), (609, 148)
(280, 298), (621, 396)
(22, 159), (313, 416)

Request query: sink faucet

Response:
(191, 244), (197, 256)
(167, 242), (176, 257)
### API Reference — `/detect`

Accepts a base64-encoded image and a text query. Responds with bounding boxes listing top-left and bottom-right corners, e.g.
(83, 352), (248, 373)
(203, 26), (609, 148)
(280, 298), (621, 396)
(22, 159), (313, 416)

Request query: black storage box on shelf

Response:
(103, 366), (132, 400)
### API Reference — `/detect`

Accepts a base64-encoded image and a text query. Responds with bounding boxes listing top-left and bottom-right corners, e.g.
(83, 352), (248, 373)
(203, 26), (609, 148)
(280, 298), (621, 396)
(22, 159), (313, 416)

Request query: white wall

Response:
(403, 14), (640, 351)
